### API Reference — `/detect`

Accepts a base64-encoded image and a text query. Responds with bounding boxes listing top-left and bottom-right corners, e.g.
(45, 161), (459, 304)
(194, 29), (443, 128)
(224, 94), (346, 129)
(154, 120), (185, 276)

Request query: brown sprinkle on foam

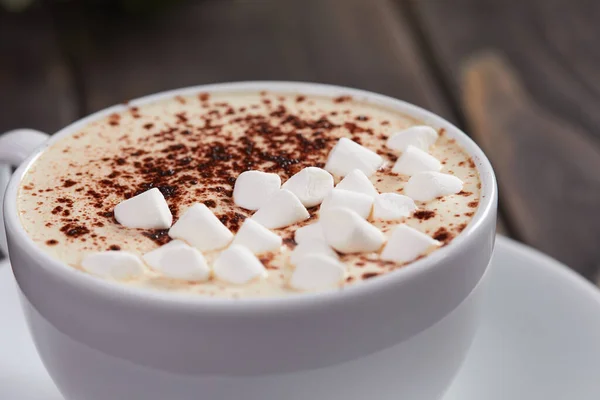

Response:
(433, 227), (453, 244)
(333, 95), (352, 103)
(414, 210), (436, 220)
(362, 272), (381, 280)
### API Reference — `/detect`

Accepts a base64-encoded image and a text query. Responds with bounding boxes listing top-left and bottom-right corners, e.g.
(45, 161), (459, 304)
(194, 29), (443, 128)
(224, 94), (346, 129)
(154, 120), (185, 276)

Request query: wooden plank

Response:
(412, 0), (600, 278)
(0, 7), (77, 134)
(55, 0), (453, 118)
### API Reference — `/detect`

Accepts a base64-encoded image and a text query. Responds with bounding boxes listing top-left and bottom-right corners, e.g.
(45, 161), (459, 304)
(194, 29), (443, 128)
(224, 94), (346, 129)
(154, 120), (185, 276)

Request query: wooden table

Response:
(2, 0), (599, 282)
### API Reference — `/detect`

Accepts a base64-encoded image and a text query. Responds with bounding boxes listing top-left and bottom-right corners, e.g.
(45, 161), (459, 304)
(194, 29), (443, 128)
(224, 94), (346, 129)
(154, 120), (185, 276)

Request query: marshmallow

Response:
(233, 170), (281, 211)
(290, 239), (339, 266)
(169, 203), (233, 251)
(213, 245), (267, 284)
(231, 218), (282, 254)
(381, 224), (441, 263)
(114, 188), (172, 229)
(289, 254), (346, 291)
(143, 240), (210, 281)
(325, 137), (383, 177)
(336, 169), (378, 198)
(321, 207), (386, 254)
(372, 193), (417, 221)
(320, 189), (374, 219)
(81, 251), (145, 280)
(252, 189), (310, 229)
(386, 125), (439, 152)
(294, 222), (326, 244)
(281, 167), (334, 207)
(404, 171), (464, 202)
(392, 145), (442, 176)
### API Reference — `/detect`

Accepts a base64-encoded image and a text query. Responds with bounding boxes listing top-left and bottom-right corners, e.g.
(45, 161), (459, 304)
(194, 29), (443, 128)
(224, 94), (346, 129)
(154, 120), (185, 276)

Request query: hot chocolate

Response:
(17, 90), (480, 298)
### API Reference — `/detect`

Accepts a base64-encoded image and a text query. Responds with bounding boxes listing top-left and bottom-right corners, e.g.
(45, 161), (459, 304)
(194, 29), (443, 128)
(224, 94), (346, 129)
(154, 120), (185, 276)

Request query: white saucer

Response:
(2, 236), (600, 400)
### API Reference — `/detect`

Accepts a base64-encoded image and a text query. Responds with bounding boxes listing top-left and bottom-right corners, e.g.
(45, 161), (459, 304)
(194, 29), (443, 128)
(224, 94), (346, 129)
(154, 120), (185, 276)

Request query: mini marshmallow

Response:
(169, 203), (233, 251)
(294, 222), (326, 244)
(392, 145), (441, 176)
(335, 169), (378, 198)
(325, 137), (383, 177)
(143, 240), (210, 281)
(213, 245), (267, 285)
(404, 171), (464, 202)
(386, 125), (439, 152)
(114, 188), (172, 229)
(372, 193), (417, 221)
(281, 167), (334, 207)
(81, 251), (145, 280)
(290, 239), (339, 266)
(252, 189), (310, 229)
(320, 188), (374, 219)
(321, 207), (386, 254)
(381, 224), (441, 263)
(289, 254), (346, 291)
(233, 170), (281, 211)
(232, 218), (282, 254)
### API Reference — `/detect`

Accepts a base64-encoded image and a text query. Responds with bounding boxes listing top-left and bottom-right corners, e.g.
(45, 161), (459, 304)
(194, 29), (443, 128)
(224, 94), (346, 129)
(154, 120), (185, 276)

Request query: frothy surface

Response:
(18, 91), (480, 298)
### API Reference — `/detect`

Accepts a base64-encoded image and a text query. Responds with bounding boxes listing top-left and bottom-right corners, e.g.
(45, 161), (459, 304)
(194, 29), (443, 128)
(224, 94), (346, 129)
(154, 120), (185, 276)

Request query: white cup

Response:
(0, 82), (497, 400)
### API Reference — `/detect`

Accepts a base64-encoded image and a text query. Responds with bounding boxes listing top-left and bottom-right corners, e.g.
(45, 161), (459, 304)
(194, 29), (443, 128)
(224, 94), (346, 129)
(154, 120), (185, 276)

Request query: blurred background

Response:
(1, 0), (599, 283)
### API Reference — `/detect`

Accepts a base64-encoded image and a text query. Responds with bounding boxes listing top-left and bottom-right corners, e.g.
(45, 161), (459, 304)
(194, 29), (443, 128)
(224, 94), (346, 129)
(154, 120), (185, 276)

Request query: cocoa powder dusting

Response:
(468, 201), (479, 208)
(333, 95), (352, 103)
(433, 227), (453, 244)
(142, 229), (170, 245)
(282, 238), (296, 250)
(414, 210), (436, 220)
(60, 224), (90, 238)
(260, 254), (278, 270)
(362, 272), (380, 280)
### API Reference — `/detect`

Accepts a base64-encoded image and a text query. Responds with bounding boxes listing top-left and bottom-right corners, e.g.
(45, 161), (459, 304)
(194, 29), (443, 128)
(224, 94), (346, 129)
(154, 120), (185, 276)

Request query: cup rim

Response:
(4, 81), (497, 314)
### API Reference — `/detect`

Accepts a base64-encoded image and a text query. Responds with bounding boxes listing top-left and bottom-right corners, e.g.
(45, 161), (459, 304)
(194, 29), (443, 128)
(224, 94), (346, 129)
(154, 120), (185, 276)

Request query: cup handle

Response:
(0, 129), (50, 256)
